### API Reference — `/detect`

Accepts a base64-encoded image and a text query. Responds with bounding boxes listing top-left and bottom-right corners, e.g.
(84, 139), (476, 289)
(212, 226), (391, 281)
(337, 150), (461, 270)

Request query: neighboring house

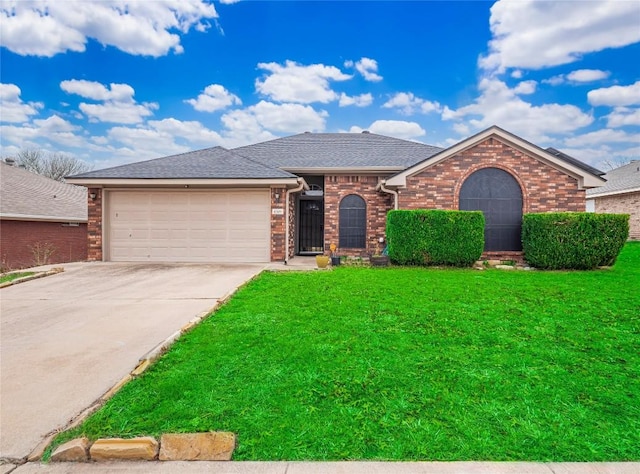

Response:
(66, 126), (605, 264)
(0, 161), (88, 270)
(586, 160), (640, 240)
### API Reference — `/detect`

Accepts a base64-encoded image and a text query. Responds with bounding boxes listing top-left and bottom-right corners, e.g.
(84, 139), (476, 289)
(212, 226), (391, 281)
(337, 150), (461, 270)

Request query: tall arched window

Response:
(459, 167), (523, 251)
(339, 194), (366, 248)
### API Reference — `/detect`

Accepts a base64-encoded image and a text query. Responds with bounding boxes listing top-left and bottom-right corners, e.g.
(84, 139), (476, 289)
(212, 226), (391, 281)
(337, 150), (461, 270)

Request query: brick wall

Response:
(398, 138), (585, 213)
(595, 192), (640, 240)
(87, 188), (103, 261)
(324, 175), (393, 256)
(0, 219), (87, 270)
(270, 187), (287, 261)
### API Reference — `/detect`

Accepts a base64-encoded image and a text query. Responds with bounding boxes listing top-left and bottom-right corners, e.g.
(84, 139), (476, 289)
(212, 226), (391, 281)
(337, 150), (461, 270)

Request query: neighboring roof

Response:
(385, 126), (606, 189)
(68, 146), (298, 180)
(0, 162), (87, 222)
(586, 160), (640, 198)
(233, 132), (444, 171)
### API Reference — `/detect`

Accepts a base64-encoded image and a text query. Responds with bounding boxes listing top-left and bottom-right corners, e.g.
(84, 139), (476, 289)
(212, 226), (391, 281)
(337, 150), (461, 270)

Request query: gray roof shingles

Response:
(69, 147), (297, 179)
(233, 132), (444, 169)
(586, 160), (640, 197)
(1, 162), (87, 221)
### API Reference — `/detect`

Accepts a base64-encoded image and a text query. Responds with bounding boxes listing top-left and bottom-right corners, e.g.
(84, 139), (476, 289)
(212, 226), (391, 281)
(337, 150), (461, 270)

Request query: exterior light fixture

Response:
(89, 191), (97, 201)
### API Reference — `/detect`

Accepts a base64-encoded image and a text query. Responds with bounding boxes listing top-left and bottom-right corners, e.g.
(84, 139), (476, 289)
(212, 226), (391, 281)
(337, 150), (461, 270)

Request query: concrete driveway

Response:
(0, 262), (264, 461)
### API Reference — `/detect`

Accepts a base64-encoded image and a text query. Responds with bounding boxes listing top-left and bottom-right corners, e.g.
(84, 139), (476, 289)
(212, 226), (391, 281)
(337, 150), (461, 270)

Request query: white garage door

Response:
(107, 190), (271, 263)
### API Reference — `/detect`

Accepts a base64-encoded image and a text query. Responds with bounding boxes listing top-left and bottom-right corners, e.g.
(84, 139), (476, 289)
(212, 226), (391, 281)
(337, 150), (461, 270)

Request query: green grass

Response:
(51, 243), (640, 461)
(0, 272), (34, 284)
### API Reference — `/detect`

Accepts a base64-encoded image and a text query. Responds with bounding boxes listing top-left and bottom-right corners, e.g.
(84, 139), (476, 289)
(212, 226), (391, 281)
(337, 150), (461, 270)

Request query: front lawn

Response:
(53, 243), (640, 461)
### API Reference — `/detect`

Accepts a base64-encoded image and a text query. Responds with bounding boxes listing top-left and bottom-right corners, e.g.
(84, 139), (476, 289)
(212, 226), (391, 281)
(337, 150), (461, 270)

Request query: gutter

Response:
(284, 178), (306, 264)
(377, 181), (398, 210)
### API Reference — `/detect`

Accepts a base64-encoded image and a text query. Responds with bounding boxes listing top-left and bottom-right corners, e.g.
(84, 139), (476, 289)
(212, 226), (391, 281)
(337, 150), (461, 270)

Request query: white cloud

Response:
(185, 84), (241, 112)
(346, 57), (383, 82)
(349, 120), (425, 140)
(564, 129), (640, 147)
(605, 107), (640, 128)
(443, 78), (593, 142)
(0, 83), (43, 122)
(480, 0), (640, 72)
(560, 145), (639, 169)
(382, 92), (441, 115)
(1, 114), (83, 148)
(61, 80), (158, 123)
(0, 0), (218, 57)
(588, 81), (640, 107)
(60, 79), (134, 101)
(338, 93), (373, 107)
(255, 60), (351, 104)
(566, 69), (610, 83)
(513, 80), (537, 95)
(148, 118), (223, 145)
(543, 69), (610, 86)
(107, 126), (191, 158)
(237, 101), (327, 133)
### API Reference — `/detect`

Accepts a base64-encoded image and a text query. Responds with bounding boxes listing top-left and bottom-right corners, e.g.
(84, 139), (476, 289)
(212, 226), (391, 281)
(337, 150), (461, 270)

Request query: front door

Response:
(298, 198), (324, 254)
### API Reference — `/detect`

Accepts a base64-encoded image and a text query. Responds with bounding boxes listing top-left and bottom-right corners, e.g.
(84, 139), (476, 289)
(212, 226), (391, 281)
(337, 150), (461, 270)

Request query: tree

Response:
(10, 149), (92, 182)
(601, 156), (634, 171)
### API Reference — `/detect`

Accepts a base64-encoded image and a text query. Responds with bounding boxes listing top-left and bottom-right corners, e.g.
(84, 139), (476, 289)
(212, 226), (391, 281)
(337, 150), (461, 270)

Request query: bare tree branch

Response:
(10, 149), (92, 182)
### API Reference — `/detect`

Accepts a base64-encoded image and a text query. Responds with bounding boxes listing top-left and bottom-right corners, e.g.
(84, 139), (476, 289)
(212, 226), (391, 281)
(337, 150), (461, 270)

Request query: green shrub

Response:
(522, 212), (629, 269)
(386, 210), (484, 267)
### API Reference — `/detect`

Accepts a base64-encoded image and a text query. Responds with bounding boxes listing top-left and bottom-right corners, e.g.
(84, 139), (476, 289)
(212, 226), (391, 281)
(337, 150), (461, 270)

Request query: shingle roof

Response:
(1, 162), (87, 222)
(233, 132), (444, 170)
(545, 147), (605, 177)
(68, 147), (298, 179)
(586, 160), (640, 197)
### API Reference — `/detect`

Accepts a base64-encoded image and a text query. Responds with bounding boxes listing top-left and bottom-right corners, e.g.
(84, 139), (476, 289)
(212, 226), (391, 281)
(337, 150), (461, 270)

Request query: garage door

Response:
(107, 190), (270, 263)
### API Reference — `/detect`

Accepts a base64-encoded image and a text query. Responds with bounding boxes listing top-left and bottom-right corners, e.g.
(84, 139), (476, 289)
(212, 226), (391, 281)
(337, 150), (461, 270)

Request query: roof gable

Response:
(385, 126), (606, 189)
(0, 162), (87, 222)
(233, 132), (443, 171)
(68, 147), (297, 180)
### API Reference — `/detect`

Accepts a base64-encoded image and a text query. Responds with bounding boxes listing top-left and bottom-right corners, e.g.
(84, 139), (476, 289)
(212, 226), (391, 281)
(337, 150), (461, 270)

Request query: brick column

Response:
(87, 188), (103, 261)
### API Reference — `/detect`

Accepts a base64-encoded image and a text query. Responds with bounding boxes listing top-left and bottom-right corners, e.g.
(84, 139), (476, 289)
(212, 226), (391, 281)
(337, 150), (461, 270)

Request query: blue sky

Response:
(1, 0), (639, 171)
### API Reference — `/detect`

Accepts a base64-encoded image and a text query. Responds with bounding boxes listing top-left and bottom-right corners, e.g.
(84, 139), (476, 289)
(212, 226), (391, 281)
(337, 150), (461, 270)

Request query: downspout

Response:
(284, 178), (305, 265)
(377, 181), (398, 210)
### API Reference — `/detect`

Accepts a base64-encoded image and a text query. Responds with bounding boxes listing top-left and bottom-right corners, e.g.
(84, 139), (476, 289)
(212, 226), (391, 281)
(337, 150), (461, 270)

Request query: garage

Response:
(107, 189), (270, 263)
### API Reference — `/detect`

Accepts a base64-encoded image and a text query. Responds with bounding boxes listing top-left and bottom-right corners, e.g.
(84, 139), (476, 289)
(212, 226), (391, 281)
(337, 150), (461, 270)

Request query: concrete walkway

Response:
(0, 262), (264, 461)
(3, 461), (639, 473)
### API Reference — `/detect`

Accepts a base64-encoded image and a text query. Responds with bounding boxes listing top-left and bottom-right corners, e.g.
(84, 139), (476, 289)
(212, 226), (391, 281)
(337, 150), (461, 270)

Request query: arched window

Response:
(339, 194), (366, 248)
(459, 168), (523, 251)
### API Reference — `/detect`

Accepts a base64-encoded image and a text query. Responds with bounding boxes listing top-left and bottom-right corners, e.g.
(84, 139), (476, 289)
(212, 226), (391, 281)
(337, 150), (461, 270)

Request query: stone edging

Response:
(51, 432), (235, 462)
(28, 278), (258, 462)
(0, 267), (64, 289)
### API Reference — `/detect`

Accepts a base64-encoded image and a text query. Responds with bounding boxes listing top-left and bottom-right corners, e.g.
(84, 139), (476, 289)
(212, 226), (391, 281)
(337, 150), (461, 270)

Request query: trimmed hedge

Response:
(522, 212), (629, 270)
(386, 209), (484, 267)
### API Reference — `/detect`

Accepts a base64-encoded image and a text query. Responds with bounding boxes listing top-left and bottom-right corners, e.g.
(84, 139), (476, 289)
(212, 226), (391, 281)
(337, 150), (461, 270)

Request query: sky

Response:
(1, 0), (639, 172)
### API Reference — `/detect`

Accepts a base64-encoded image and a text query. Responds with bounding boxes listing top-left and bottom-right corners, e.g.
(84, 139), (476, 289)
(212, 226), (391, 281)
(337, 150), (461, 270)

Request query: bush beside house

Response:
(522, 212), (629, 269)
(386, 209), (484, 267)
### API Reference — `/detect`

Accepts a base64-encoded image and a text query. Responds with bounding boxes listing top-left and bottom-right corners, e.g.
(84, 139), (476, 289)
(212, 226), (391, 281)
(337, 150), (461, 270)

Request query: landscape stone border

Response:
(0, 267), (64, 288)
(51, 432), (236, 462)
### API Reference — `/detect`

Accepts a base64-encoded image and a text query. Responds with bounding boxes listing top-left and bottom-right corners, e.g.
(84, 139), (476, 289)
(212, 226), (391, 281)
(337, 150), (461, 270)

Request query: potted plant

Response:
(329, 243), (341, 266)
(370, 237), (390, 267)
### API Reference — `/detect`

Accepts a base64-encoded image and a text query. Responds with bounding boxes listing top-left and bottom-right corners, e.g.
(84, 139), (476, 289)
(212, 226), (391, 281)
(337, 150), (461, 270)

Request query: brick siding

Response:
(324, 175), (394, 256)
(594, 192), (640, 240)
(398, 138), (585, 213)
(0, 219), (87, 270)
(270, 187), (287, 261)
(87, 188), (103, 261)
